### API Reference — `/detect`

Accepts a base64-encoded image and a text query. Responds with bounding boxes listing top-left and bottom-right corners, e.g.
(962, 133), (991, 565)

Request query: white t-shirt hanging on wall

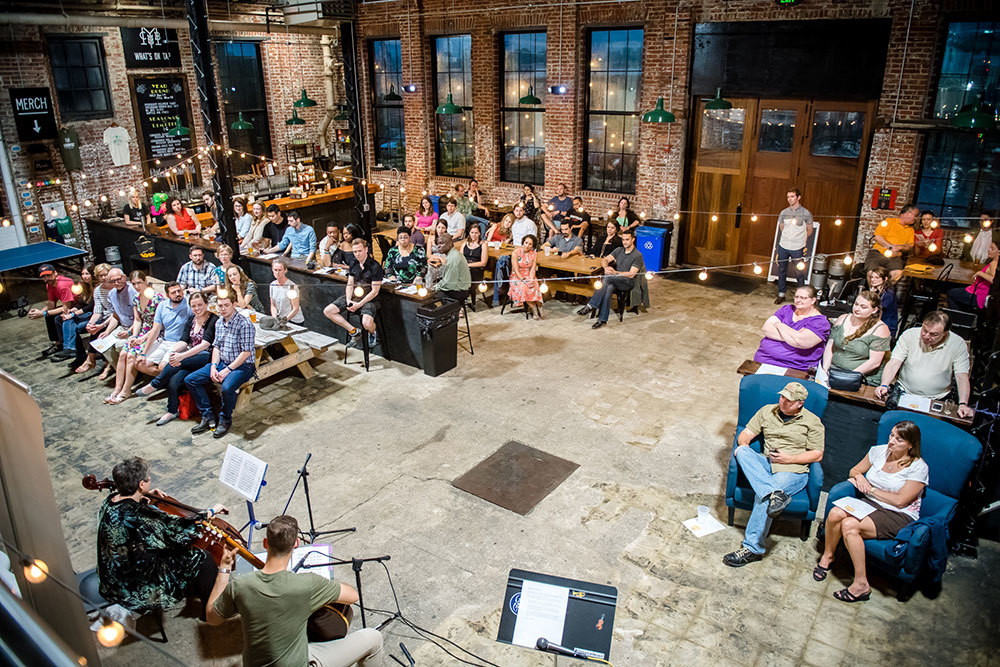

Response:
(103, 126), (132, 166)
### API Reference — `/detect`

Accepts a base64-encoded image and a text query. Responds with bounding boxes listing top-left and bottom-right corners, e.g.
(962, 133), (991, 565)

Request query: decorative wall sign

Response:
(8, 88), (58, 142)
(121, 27), (182, 69)
(131, 75), (193, 169)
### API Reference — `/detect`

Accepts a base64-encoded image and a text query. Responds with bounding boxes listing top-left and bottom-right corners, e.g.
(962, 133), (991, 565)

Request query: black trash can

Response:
(416, 298), (462, 377)
(642, 220), (674, 268)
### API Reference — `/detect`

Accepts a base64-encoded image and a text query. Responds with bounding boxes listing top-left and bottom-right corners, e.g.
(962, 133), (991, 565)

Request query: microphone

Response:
(536, 638), (578, 657)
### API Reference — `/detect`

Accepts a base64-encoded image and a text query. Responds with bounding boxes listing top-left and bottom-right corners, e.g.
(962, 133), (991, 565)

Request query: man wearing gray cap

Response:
(724, 381), (825, 567)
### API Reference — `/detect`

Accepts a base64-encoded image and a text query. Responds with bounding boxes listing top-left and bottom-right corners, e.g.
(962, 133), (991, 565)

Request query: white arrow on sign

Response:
(32, 120), (41, 133)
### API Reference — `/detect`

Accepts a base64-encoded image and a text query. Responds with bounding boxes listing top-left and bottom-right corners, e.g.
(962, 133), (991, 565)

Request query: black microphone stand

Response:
(282, 453), (356, 542)
(298, 554), (393, 629)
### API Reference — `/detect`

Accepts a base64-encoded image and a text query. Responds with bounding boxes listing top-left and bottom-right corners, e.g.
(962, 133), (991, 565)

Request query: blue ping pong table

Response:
(0, 242), (87, 316)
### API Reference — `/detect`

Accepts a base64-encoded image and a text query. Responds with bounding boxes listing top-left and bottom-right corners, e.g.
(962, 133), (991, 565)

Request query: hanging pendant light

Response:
(166, 117), (190, 136)
(435, 93), (462, 115)
(519, 85), (541, 105)
(952, 103), (996, 130)
(383, 85), (402, 102)
(230, 112), (254, 131)
(333, 104), (349, 121)
(285, 109), (306, 126)
(293, 88), (318, 108)
(642, 97), (676, 123)
(704, 87), (732, 110)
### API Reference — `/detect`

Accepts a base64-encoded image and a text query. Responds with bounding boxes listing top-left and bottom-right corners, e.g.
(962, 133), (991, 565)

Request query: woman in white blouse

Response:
(814, 420), (929, 603)
(240, 201), (268, 253)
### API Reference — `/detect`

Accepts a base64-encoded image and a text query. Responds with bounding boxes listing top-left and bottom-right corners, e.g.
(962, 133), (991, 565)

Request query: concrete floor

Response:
(1, 275), (998, 666)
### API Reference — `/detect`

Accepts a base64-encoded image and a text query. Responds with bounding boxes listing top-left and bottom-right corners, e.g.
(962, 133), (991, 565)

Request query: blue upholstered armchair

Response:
(822, 410), (981, 600)
(725, 374), (829, 540)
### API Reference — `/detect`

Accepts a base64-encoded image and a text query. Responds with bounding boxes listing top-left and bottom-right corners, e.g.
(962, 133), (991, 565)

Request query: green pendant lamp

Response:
(333, 104), (349, 121)
(519, 85), (541, 105)
(230, 112), (254, 131)
(704, 87), (732, 110)
(166, 117), (191, 136)
(293, 88), (318, 108)
(383, 85), (402, 102)
(642, 97), (676, 123)
(435, 93), (462, 115)
(952, 103), (996, 130)
(285, 109), (306, 126)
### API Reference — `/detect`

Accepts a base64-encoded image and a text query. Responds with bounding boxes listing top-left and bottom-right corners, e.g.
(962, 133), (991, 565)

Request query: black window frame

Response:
(46, 35), (114, 121)
(913, 129), (1000, 229)
(500, 30), (547, 185)
(931, 19), (999, 120)
(369, 38), (406, 172)
(582, 27), (644, 194)
(432, 34), (475, 178)
(215, 40), (273, 177)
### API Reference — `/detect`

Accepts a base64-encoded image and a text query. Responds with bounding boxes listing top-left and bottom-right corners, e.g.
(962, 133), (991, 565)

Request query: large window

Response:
(433, 35), (474, 177)
(914, 131), (999, 227)
(370, 39), (405, 171)
(501, 32), (546, 184)
(584, 28), (643, 193)
(47, 36), (113, 120)
(216, 41), (272, 176)
(933, 21), (999, 119)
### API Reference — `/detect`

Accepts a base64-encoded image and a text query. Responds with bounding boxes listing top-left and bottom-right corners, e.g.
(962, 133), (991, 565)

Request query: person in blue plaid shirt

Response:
(177, 246), (220, 295)
(184, 293), (255, 439)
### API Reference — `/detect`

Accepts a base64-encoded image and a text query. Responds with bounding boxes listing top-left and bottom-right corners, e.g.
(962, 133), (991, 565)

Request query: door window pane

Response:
(700, 108), (745, 152)
(758, 109), (796, 153)
(810, 111), (864, 158)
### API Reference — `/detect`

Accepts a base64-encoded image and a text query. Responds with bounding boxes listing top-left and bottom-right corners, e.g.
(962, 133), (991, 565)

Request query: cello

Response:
(82, 474), (352, 641)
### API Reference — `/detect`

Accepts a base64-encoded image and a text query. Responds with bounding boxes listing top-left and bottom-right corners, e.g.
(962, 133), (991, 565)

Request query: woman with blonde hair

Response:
(240, 201), (268, 253)
(486, 214), (514, 244)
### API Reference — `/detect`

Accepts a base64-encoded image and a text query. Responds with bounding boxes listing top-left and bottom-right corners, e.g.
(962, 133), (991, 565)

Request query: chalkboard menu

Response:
(121, 27), (182, 69)
(131, 76), (192, 168)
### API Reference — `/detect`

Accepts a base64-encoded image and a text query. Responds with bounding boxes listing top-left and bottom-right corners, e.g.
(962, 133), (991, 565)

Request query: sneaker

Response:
(767, 490), (792, 518)
(347, 332), (362, 349)
(723, 548), (764, 568)
(774, 295), (786, 305)
(39, 343), (61, 358)
(50, 349), (76, 361)
(576, 305), (594, 316)
(368, 331), (378, 348)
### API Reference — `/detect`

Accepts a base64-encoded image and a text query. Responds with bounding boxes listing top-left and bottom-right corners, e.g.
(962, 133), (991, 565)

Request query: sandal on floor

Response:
(108, 394), (128, 405)
(75, 360), (95, 374)
(833, 587), (870, 603)
(103, 394), (118, 404)
(813, 563), (830, 581)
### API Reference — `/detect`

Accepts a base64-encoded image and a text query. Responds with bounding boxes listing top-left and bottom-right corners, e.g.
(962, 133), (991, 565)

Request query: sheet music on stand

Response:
(236, 543), (334, 577)
(220, 444), (267, 502)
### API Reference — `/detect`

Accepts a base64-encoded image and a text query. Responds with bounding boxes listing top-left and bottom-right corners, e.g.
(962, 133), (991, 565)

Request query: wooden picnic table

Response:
(901, 257), (979, 285)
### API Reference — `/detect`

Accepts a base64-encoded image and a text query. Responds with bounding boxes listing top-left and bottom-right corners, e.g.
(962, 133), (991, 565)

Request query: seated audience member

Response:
(567, 197), (592, 240)
(543, 220), (584, 258)
(815, 421), (928, 603)
(94, 268), (138, 381)
(595, 221), (623, 258)
(541, 183), (574, 238)
(614, 196), (640, 232)
(508, 234), (544, 320)
(269, 257), (304, 324)
(486, 214), (514, 245)
(50, 263), (95, 361)
(98, 456), (225, 619)
(864, 203), (917, 283)
(177, 245), (220, 295)
(318, 223), (342, 266)
(401, 213), (426, 247)
(912, 210), (944, 260)
(74, 263), (114, 373)
(185, 293), (256, 438)
(106, 272), (164, 404)
(875, 311), (973, 417)
(415, 196), (438, 231)
(206, 515), (383, 666)
(455, 183), (488, 236)
(821, 291), (891, 387)
(123, 191), (149, 228)
(865, 267), (898, 338)
(519, 184), (541, 221)
(723, 382), (825, 567)
(577, 228), (644, 329)
(150, 192), (169, 227)
(164, 197), (199, 237)
(275, 210), (317, 263)
(27, 263), (76, 357)
(200, 190), (222, 239)
(947, 234), (997, 311)
(213, 244), (236, 285)
(754, 286), (831, 372)
(123, 281), (193, 398)
(137, 291), (218, 426)
(225, 265), (264, 312)
(468, 179), (490, 220)
(383, 226), (427, 284)
(323, 238), (383, 349)
(439, 197), (467, 242)
(430, 232), (471, 303)
(330, 224), (362, 269)
(511, 202), (537, 246)
(462, 224), (490, 308)
(261, 204), (288, 249)
(232, 197), (253, 243)
(240, 201), (267, 254)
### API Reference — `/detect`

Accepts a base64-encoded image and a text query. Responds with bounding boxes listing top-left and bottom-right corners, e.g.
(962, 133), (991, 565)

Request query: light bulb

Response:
(796, 260), (807, 271)
(49, 207), (58, 217)
(25, 183), (31, 189)
(2, 218), (9, 227)
(594, 279), (603, 290)
(750, 214), (758, 222)
(698, 270), (708, 281)
(96, 619), (125, 648)
(751, 263), (762, 275)
(26, 214), (34, 222)
(142, 182), (148, 188)
(118, 189), (125, 197)
(71, 282), (83, 295)
(607, 209), (614, 217)
(645, 271), (653, 280)
(930, 220), (938, 229)
(422, 190), (427, 196)
(400, 187), (405, 193)
(417, 286), (428, 297)
(548, 204), (554, 211)
(100, 195), (108, 202)
(55, 178), (61, 185)
(880, 220), (888, 227)
(493, 199), (499, 206)
(711, 214), (718, 222)
(379, 184), (384, 190)
(23, 558), (48, 584)
(964, 233), (973, 243)
(152, 177), (158, 183)
(928, 242), (938, 253)
(478, 282), (487, 293)
(673, 212), (680, 221)
(834, 218), (842, 226)
(353, 286), (364, 297)
(216, 288), (229, 299)
(539, 281), (549, 294)
(143, 287), (155, 299)
(0, 282), (4, 293)
(84, 200), (92, 207)
(984, 219), (992, 229)
(154, 160), (160, 166)
(883, 249), (893, 258)
(843, 254), (853, 265)
(240, 152), (246, 158)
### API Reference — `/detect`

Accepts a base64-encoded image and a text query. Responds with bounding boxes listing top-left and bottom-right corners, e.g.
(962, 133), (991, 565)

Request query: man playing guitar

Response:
(206, 515), (384, 666)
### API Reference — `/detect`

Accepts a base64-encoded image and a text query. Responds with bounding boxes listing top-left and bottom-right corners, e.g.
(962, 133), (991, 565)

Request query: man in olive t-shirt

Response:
(207, 515), (383, 667)
(577, 228), (645, 328)
(723, 382), (825, 568)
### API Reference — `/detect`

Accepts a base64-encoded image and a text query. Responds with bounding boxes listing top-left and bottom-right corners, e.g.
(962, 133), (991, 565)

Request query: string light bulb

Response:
(353, 286), (364, 297)
(964, 233), (974, 243)
(984, 219), (993, 229)
(928, 242), (937, 253)
(753, 263), (763, 275)
(594, 279), (603, 290)
(23, 558), (48, 584)
(750, 214), (758, 222)
(930, 220), (938, 229)
(26, 214), (34, 222)
(880, 220), (888, 227)
(843, 254), (853, 265)
(607, 209), (614, 217)
(118, 189), (125, 197)
(796, 260), (807, 271)
(143, 287), (155, 299)
(884, 249), (893, 258)
(49, 207), (58, 217)
(417, 286), (428, 297)
(834, 218), (842, 227)
(216, 288), (229, 299)
(71, 282), (83, 295)
(287, 288), (299, 300)
(710, 214), (718, 222)
(478, 282), (487, 293)
(55, 178), (61, 185)
(71, 204), (78, 212)
(673, 212), (680, 221)
(2, 218), (10, 226)
(698, 269), (708, 281)
(100, 195), (108, 202)
(539, 281), (549, 294)
(96, 619), (125, 648)
(645, 271), (654, 280)
(84, 199), (92, 207)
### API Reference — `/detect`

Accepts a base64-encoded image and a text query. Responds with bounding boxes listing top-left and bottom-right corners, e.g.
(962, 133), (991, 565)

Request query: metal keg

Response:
(828, 258), (846, 278)
(104, 246), (123, 271)
(810, 254), (828, 290)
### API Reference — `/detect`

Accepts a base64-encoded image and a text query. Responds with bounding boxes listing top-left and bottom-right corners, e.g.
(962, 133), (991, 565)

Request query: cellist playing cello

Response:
(97, 457), (227, 620)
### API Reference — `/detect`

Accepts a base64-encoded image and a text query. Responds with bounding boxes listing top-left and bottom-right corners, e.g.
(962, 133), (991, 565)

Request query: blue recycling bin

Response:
(429, 195), (441, 214)
(636, 224), (671, 272)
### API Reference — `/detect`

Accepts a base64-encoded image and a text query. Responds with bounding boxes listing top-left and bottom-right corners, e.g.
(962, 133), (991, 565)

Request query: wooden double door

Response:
(684, 98), (875, 272)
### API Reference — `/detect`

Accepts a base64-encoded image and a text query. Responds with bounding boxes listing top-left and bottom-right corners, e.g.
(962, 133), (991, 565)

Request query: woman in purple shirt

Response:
(754, 285), (831, 371)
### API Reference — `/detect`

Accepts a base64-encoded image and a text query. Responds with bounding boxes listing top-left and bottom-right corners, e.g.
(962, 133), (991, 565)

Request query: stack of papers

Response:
(682, 514), (726, 538)
(755, 363), (788, 376)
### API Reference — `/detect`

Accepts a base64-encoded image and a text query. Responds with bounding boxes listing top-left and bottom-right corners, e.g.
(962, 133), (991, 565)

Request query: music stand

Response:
(282, 453), (356, 543)
(295, 553), (393, 629)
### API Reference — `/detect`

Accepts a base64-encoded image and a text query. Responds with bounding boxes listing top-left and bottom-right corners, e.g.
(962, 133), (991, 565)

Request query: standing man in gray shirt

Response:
(577, 228), (645, 329)
(774, 187), (814, 305)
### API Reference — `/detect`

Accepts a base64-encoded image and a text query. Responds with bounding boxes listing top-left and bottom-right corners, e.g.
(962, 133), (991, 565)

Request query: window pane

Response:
(82, 41), (100, 65)
(90, 90), (107, 112)
(758, 109), (797, 153)
(700, 108), (746, 151)
(934, 21), (1000, 119)
(500, 32), (547, 184)
(50, 43), (66, 66)
(70, 67), (87, 89)
(47, 38), (112, 119)
(810, 111), (864, 158)
(216, 41), (272, 176)
(915, 130), (1000, 228)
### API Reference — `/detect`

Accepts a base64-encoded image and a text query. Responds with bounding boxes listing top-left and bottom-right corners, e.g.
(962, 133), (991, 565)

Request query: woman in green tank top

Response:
(821, 290), (892, 386)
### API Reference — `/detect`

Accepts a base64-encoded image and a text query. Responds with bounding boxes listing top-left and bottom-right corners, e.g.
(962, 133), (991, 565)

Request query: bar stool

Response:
(77, 568), (168, 642)
(457, 297), (474, 355)
(342, 306), (390, 372)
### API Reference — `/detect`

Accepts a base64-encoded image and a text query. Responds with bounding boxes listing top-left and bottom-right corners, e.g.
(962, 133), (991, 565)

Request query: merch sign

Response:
(8, 88), (58, 142)
(121, 27), (181, 68)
